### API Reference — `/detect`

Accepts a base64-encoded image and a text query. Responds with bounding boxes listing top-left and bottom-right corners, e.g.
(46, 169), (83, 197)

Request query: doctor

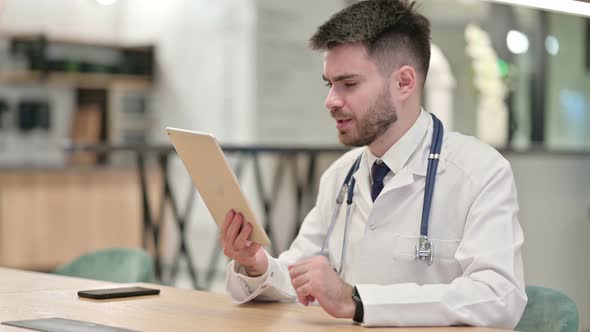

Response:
(220, 0), (527, 328)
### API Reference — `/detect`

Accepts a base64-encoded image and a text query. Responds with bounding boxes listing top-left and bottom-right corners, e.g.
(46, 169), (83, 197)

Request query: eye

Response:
(324, 82), (333, 88)
(344, 82), (357, 88)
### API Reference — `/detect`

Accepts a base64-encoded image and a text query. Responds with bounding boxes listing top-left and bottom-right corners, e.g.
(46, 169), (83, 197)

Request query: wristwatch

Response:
(352, 286), (364, 323)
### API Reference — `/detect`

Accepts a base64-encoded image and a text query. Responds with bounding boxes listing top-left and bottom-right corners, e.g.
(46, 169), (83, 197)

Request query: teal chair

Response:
(515, 285), (579, 332)
(53, 247), (155, 283)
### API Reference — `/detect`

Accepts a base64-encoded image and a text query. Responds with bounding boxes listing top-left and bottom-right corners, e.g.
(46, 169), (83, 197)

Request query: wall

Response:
(254, 0), (344, 145)
(508, 153), (590, 332)
(119, 0), (256, 144)
(0, 0), (121, 41)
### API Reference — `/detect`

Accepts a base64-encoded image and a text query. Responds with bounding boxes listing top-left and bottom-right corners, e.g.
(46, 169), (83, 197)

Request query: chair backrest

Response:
(53, 247), (155, 283)
(515, 285), (579, 332)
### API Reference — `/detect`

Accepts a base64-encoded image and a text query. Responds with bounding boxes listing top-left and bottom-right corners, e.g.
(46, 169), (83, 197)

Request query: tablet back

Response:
(166, 128), (270, 246)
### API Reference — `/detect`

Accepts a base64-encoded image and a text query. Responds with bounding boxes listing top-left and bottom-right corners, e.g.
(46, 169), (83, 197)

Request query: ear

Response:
(391, 65), (416, 101)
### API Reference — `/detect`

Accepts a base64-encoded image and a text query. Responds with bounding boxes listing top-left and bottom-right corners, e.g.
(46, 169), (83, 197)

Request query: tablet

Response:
(2, 318), (137, 332)
(166, 128), (271, 246)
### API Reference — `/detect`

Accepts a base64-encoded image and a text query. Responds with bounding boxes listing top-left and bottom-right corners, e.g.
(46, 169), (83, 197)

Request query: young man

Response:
(219, 0), (527, 328)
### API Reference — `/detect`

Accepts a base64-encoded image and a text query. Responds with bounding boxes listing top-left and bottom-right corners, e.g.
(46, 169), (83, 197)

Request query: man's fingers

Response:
(220, 210), (236, 241)
(290, 273), (311, 290)
(288, 262), (311, 280)
(233, 222), (252, 250)
(225, 213), (243, 247)
(295, 284), (312, 306)
(297, 293), (308, 306)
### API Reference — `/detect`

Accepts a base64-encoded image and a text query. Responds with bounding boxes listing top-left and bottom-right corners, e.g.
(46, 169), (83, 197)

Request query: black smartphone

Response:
(78, 286), (160, 300)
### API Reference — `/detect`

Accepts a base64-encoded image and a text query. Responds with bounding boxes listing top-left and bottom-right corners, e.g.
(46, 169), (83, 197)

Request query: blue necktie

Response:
(371, 160), (390, 202)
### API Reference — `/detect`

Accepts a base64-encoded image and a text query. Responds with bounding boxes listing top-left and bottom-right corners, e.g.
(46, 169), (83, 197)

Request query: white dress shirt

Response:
(225, 110), (527, 328)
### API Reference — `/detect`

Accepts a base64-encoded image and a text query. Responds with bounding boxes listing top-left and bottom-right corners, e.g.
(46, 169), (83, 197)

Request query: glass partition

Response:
(421, 0), (589, 151)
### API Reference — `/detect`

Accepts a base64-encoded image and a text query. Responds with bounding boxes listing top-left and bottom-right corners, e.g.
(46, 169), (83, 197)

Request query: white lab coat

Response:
(226, 111), (527, 329)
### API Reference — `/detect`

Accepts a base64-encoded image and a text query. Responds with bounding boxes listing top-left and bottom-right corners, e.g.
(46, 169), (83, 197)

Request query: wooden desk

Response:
(0, 268), (510, 331)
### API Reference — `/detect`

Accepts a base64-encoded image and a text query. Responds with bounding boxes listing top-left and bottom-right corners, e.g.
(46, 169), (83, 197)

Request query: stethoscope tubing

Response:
(421, 114), (443, 237)
(322, 113), (443, 274)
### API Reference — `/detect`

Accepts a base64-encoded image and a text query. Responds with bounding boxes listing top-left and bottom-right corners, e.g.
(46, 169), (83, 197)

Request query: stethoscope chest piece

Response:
(415, 235), (434, 265)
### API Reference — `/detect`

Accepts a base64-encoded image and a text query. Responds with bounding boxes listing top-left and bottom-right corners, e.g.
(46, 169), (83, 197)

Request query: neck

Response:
(368, 105), (421, 157)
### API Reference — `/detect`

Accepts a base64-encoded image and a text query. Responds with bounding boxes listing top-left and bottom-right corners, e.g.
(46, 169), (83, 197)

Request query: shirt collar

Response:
(366, 109), (430, 175)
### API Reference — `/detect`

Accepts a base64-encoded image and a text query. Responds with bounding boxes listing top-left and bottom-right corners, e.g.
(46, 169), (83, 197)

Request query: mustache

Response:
(330, 109), (353, 119)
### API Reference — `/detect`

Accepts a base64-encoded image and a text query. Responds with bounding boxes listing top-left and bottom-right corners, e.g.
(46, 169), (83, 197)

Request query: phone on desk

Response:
(78, 286), (160, 300)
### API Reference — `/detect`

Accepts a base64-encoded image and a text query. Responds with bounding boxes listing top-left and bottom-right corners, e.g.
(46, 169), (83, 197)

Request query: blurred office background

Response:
(0, 0), (589, 330)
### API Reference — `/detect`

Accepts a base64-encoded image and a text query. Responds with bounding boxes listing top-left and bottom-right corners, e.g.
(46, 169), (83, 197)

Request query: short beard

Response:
(340, 86), (398, 147)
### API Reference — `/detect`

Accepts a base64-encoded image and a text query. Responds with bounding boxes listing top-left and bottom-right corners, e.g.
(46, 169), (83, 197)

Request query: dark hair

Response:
(310, 0), (431, 83)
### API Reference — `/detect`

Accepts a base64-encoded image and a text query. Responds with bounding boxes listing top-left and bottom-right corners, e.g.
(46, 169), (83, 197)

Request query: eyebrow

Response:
(322, 74), (361, 82)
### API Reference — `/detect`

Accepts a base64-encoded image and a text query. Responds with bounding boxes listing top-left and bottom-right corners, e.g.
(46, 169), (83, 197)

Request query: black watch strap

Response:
(352, 286), (364, 323)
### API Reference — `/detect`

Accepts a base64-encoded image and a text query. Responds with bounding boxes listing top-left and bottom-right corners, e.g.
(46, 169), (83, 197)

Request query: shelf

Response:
(1, 32), (155, 89)
(0, 32), (152, 51)
(0, 33), (156, 164)
(0, 71), (152, 90)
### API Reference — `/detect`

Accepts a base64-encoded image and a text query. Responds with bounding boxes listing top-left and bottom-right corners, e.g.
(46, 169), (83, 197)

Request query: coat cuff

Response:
(226, 251), (284, 303)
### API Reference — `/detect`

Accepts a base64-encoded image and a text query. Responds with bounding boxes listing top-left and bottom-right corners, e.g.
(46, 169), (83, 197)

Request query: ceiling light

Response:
(483, 0), (590, 18)
(506, 30), (529, 54)
(95, 0), (117, 6)
(545, 35), (560, 56)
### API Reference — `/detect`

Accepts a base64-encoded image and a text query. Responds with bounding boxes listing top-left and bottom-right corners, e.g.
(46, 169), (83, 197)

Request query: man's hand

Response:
(289, 256), (355, 319)
(219, 210), (268, 277)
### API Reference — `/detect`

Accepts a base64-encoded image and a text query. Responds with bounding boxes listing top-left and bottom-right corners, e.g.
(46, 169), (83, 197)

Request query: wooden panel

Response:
(68, 104), (102, 165)
(0, 168), (147, 270)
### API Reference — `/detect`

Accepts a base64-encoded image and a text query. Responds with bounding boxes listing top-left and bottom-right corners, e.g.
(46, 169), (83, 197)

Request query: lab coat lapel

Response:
(351, 152), (372, 215)
(380, 131), (448, 196)
(381, 166), (415, 194)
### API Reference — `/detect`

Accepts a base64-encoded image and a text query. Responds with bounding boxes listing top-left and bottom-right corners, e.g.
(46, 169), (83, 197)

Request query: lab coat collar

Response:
(366, 110), (430, 176)
(378, 112), (447, 199)
(352, 110), (446, 205)
(351, 151), (373, 209)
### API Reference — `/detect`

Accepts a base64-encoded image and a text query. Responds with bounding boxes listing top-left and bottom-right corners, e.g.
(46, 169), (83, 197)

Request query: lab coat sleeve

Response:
(356, 159), (527, 329)
(225, 250), (295, 303)
(225, 170), (334, 303)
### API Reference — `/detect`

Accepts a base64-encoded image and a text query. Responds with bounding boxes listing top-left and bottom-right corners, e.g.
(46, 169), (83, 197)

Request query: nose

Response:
(324, 87), (344, 111)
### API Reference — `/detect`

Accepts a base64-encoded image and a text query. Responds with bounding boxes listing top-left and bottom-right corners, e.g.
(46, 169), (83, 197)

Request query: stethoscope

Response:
(321, 113), (444, 275)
